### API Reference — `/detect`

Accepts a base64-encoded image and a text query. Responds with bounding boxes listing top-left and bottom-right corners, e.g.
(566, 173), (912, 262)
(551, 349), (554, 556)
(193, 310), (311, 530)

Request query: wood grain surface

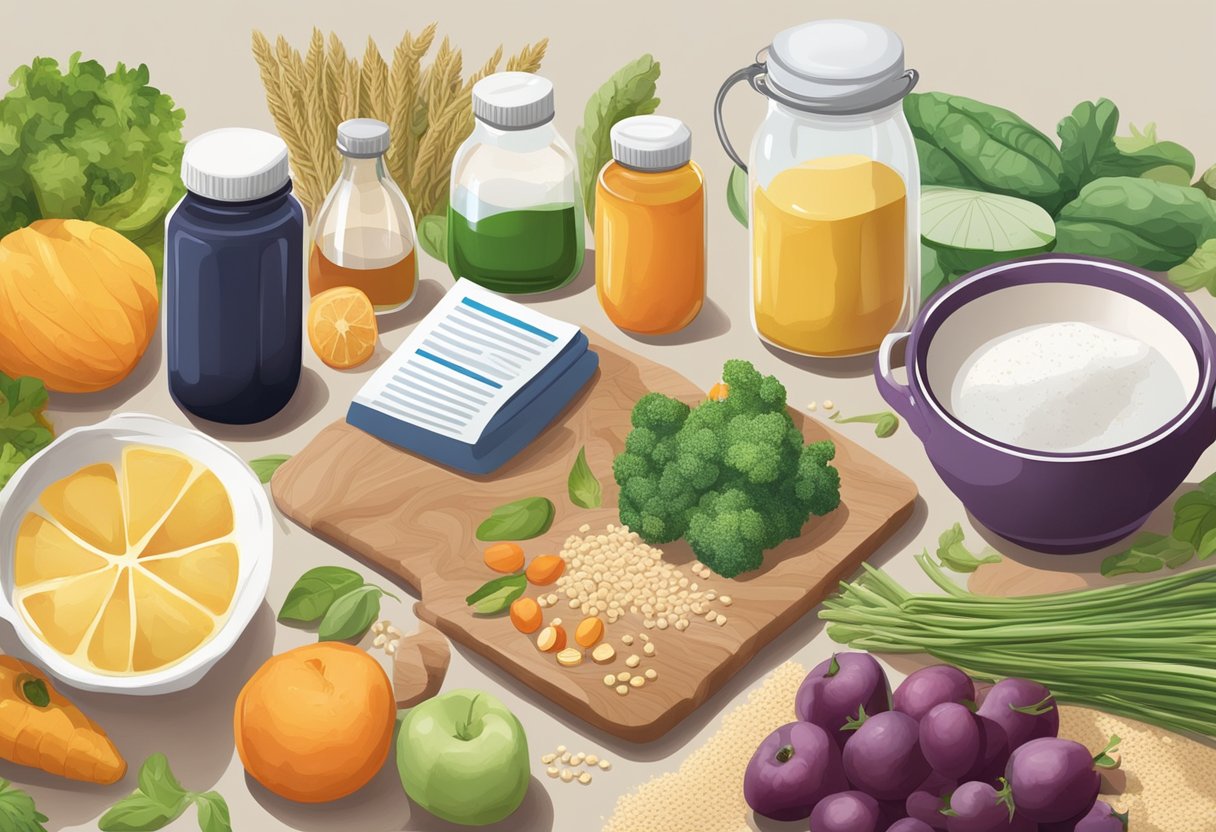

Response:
(271, 333), (917, 742)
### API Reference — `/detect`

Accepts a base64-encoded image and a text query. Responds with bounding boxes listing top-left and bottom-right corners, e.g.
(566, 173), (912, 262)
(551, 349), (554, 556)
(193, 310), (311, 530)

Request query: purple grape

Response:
(920, 703), (981, 780)
(1041, 800), (1130, 832)
(944, 781), (1036, 832)
(742, 721), (847, 821)
(977, 678), (1059, 750)
(1005, 737), (1115, 824)
(796, 652), (891, 746)
(894, 665), (976, 720)
(808, 791), (883, 832)
(888, 820), (937, 832)
(906, 788), (950, 830)
(963, 714), (1011, 786)
(843, 710), (931, 801)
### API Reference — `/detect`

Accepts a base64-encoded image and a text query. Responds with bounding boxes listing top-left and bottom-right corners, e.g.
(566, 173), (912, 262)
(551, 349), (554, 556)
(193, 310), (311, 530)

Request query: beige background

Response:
(2, 0), (1216, 829)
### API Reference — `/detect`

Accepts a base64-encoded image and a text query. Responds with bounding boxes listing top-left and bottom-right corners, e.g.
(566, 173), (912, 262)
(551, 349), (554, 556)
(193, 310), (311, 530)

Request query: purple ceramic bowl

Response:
(876, 254), (1216, 553)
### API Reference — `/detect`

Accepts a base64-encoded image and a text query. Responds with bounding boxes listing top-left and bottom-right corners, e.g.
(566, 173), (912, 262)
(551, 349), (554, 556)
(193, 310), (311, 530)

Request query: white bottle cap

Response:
(610, 116), (692, 172)
(338, 118), (390, 157)
(473, 72), (555, 130)
(181, 128), (291, 202)
(767, 20), (905, 104)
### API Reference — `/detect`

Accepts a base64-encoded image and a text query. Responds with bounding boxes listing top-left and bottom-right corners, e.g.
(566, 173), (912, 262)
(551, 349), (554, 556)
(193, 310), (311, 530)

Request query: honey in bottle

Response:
(309, 119), (418, 314)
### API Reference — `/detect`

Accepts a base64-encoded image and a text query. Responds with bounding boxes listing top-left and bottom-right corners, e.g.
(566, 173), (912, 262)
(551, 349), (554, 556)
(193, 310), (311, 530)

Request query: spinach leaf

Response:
(248, 454), (290, 483)
(1054, 177), (1216, 271)
(567, 447), (602, 509)
(1172, 475), (1216, 559)
(476, 497), (555, 541)
(904, 92), (1065, 212)
(934, 523), (1001, 573)
(1057, 99), (1195, 196)
(0, 779), (48, 832)
(727, 165), (748, 228)
(317, 585), (396, 642)
(1199, 163), (1216, 200)
(465, 572), (528, 615)
(1170, 239), (1216, 295)
(1101, 533), (1194, 577)
(417, 213), (448, 263)
(576, 54), (661, 220)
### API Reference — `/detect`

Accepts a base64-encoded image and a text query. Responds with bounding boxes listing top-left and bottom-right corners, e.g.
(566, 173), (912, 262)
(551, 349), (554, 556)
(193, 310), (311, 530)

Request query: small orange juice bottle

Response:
(595, 116), (705, 335)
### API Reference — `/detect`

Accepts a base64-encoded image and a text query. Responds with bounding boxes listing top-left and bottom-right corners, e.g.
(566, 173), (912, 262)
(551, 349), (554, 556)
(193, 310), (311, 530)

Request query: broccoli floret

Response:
(614, 360), (842, 578)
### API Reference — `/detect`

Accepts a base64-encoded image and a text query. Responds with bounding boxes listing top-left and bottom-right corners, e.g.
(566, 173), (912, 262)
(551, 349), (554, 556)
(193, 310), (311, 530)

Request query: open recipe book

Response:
(347, 279), (599, 474)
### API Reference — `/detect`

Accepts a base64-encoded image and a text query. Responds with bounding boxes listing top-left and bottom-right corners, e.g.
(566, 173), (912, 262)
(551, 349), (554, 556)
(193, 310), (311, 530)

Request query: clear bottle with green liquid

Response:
(447, 72), (584, 294)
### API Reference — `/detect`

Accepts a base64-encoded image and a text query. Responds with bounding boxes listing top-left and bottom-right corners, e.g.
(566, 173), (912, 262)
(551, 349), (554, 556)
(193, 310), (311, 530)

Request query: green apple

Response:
(397, 688), (530, 826)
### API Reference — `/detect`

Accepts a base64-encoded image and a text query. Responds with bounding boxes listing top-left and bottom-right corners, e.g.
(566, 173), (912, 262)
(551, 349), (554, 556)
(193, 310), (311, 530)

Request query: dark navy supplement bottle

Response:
(166, 128), (303, 424)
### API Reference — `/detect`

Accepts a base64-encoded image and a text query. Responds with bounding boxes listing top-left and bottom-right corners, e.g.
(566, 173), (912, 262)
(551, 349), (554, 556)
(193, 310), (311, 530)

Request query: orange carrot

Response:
(525, 555), (565, 586)
(0, 656), (126, 784)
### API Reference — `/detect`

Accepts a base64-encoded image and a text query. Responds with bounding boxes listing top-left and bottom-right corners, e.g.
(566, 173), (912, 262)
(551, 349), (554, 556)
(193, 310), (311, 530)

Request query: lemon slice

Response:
(13, 446), (239, 676)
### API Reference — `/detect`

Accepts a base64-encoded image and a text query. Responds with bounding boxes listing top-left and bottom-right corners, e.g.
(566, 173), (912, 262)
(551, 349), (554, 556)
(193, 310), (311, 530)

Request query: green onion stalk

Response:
(819, 554), (1216, 737)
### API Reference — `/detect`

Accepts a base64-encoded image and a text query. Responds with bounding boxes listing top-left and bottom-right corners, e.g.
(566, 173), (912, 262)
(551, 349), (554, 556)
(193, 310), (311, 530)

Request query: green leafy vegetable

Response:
(904, 92), (1066, 212)
(829, 409), (901, 439)
(0, 780), (48, 832)
(920, 244), (952, 301)
(614, 359), (841, 578)
(1170, 239), (1216, 294)
(100, 754), (230, 832)
(920, 186), (1055, 277)
(249, 454), (290, 484)
(932, 522), (1001, 573)
(1172, 475), (1216, 559)
(1055, 176), (1216, 273)
(476, 497), (555, 541)
(0, 372), (53, 491)
(567, 447), (602, 509)
(417, 213), (448, 263)
(822, 554), (1216, 737)
(1056, 99), (1195, 195)
(0, 53), (186, 284)
(727, 165), (748, 228)
(465, 572), (528, 615)
(575, 54), (661, 220)
(277, 566), (366, 623)
(1198, 163), (1216, 200)
(1100, 533), (1194, 577)
(317, 584), (398, 642)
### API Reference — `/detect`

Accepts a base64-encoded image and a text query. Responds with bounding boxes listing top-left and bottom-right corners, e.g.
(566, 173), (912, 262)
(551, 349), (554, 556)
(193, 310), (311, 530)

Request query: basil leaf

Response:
(194, 792), (232, 832)
(318, 585), (391, 641)
(726, 165), (748, 228)
(933, 524), (1001, 573)
(248, 454), (290, 483)
(98, 794), (187, 832)
(466, 573), (528, 615)
(1172, 483), (1216, 557)
(278, 567), (364, 623)
(137, 754), (187, 810)
(476, 497), (555, 541)
(567, 447), (602, 509)
(1101, 533), (1194, 577)
(0, 779), (48, 832)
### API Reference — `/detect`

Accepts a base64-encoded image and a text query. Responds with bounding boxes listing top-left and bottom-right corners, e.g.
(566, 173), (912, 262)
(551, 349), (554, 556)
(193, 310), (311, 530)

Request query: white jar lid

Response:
(767, 20), (905, 104)
(338, 118), (390, 157)
(473, 72), (555, 130)
(611, 116), (692, 172)
(182, 128), (290, 202)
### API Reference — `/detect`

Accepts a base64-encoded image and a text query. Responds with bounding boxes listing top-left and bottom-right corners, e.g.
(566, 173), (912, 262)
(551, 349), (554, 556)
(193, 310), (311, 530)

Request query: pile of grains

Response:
(603, 661), (805, 832)
(556, 524), (727, 631)
(601, 633), (659, 696)
(369, 620), (401, 655)
(541, 744), (612, 785)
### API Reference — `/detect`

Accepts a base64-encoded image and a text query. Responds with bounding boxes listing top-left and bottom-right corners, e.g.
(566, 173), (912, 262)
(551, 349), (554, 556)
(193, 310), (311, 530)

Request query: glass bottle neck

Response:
(340, 155), (388, 183)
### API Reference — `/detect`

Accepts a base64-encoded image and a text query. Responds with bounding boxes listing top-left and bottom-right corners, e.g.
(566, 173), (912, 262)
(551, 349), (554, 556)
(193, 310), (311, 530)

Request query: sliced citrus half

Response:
(308, 286), (378, 369)
(12, 446), (240, 675)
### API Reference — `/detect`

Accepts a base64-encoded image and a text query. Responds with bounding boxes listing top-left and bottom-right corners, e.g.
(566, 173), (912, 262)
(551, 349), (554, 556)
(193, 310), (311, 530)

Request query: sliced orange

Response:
(308, 286), (378, 369)
(13, 446), (238, 675)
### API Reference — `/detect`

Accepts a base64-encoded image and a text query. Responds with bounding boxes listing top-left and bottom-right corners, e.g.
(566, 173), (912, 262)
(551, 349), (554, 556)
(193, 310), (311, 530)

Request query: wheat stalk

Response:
(506, 38), (548, 73)
(388, 23), (437, 190)
(360, 37), (389, 124)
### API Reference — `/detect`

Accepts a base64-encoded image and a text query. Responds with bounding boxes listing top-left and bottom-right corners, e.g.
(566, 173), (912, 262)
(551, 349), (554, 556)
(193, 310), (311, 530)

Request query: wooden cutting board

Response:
(271, 334), (917, 742)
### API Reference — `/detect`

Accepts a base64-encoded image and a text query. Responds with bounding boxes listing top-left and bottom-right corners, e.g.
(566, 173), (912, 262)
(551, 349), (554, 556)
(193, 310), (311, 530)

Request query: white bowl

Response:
(0, 413), (273, 695)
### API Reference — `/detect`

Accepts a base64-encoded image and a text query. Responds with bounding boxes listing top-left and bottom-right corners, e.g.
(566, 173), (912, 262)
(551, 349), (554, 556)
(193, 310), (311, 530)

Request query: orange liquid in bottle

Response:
(308, 244), (417, 312)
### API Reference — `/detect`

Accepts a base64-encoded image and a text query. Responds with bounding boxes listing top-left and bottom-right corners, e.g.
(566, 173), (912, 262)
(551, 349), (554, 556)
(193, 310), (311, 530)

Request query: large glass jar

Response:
(715, 20), (921, 358)
(447, 72), (584, 294)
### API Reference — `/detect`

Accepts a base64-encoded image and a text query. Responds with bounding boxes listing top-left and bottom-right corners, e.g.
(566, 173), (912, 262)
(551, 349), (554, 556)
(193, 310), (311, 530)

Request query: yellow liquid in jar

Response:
(752, 155), (907, 356)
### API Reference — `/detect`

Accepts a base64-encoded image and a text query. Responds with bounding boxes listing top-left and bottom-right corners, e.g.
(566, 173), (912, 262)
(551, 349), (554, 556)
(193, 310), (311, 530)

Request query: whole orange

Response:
(234, 642), (395, 803)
